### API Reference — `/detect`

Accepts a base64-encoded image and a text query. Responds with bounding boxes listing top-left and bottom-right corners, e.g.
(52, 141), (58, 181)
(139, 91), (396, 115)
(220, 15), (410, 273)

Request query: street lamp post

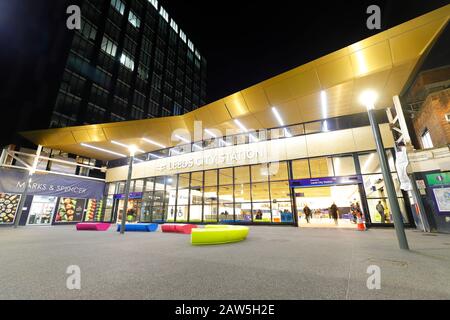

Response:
(361, 90), (409, 250)
(120, 146), (136, 235)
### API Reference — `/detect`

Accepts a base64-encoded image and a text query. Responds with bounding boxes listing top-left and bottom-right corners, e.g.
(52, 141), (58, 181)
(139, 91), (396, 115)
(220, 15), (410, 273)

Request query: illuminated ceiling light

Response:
(142, 138), (166, 149)
(356, 50), (368, 75)
(271, 107), (284, 126)
(204, 129), (217, 138)
(81, 143), (126, 158)
(272, 107), (291, 138)
(320, 90), (328, 118)
(111, 140), (145, 154)
(174, 134), (191, 144)
(359, 90), (378, 110)
(233, 119), (248, 132)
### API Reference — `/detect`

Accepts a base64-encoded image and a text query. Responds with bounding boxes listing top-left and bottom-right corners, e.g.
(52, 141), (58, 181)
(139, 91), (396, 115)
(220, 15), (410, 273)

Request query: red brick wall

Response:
(413, 88), (450, 148)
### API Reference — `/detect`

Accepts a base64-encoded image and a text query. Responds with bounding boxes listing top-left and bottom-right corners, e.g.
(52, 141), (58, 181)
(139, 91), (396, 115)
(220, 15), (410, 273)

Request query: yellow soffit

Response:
(20, 5), (450, 161)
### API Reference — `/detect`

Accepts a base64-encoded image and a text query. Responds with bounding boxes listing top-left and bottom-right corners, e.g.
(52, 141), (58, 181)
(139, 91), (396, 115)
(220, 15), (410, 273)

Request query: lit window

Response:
(159, 6), (169, 22)
(148, 0), (158, 10)
(179, 30), (187, 43)
(120, 53), (135, 71)
(110, 0), (125, 15)
(421, 129), (433, 149)
(187, 39), (194, 52)
(194, 49), (201, 60)
(128, 11), (141, 28)
(170, 19), (178, 33)
(101, 36), (117, 57)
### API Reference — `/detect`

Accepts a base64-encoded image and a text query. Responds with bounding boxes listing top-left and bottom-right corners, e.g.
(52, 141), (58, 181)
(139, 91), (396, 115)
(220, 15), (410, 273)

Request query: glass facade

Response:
(106, 149), (412, 226)
(51, 0), (207, 128)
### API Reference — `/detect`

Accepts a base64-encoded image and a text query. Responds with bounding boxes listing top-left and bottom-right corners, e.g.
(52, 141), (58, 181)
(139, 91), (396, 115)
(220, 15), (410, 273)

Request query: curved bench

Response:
(161, 223), (198, 234)
(76, 223), (111, 231)
(191, 225), (249, 245)
(116, 223), (159, 232)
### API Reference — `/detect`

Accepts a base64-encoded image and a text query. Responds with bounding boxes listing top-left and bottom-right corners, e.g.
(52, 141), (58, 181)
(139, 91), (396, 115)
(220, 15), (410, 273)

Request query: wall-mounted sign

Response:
(155, 150), (263, 173)
(113, 192), (143, 200)
(432, 187), (450, 214)
(426, 172), (450, 187)
(416, 180), (427, 195)
(289, 175), (362, 188)
(0, 168), (105, 199)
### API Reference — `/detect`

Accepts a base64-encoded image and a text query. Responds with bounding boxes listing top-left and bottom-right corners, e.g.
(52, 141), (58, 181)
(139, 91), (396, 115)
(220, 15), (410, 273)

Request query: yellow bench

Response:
(191, 225), (249, 245)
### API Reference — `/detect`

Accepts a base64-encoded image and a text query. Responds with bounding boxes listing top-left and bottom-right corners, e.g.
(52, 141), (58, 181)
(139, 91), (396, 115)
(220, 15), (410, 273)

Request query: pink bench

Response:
(76, 223), (111, 231)
(161, 223), (198, 234)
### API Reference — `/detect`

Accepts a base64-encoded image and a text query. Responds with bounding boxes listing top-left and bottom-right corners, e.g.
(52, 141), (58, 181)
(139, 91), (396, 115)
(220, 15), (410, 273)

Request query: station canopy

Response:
(21, 5), (450, 161)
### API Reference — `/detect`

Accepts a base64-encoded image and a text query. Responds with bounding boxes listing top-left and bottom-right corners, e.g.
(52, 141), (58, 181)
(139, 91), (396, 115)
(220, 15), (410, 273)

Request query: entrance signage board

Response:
(113, 192), (143, 200)
(289, 175), (362, 188)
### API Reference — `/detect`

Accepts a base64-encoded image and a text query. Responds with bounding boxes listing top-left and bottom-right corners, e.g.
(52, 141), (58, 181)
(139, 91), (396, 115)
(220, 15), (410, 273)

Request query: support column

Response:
(120, 153), (134, 235)
(368, 110), (409, 250)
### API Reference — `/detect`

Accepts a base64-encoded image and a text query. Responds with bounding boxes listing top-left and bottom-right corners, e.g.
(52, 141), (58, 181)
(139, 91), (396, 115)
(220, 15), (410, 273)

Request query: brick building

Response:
(403, 65), (450, 149)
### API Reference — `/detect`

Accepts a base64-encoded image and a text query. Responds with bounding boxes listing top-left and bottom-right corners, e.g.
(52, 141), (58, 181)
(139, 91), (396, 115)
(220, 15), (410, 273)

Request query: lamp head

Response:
(128, 145), (137, 156)
(359, 90), (378, 110)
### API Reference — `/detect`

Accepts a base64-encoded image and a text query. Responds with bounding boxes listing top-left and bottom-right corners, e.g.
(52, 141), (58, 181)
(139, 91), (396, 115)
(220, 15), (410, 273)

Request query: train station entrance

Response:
(291, 176), (364, 228)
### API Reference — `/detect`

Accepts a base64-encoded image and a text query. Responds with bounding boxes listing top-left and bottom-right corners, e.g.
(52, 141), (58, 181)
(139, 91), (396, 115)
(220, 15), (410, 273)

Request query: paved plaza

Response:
(1, 225), (450, 300)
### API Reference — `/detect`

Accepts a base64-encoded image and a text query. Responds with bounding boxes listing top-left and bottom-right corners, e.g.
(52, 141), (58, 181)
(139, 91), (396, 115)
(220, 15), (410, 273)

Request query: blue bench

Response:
(116, 223), (159, 232)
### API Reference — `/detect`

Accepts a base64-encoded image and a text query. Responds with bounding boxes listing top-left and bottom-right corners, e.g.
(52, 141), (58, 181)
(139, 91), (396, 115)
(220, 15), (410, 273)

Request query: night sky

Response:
(162, 0), (449, 102)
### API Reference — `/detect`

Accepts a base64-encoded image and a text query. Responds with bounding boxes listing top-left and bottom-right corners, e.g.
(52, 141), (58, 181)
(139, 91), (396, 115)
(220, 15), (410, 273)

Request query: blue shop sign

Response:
(0, 168), (105, 199)
(290, 175), (362, 188)
(113, 192), (143, 200)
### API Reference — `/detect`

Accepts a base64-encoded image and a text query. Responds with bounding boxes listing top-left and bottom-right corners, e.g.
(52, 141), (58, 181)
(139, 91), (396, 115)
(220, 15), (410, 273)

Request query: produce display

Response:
(55, 198), (84, 223)
(84, 199), (104, 222)
(0, 193), (21, 224)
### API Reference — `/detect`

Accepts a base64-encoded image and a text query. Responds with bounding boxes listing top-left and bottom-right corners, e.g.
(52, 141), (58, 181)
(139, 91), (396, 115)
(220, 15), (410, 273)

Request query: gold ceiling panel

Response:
(205, 100), (231, 124)
(384, 62), (416, 97)
(44, 131), (76, 146)
(192, 106), (216, 127)
(350, 40), (392, 77)
(390, 18), (448, 65)
(274, 99), (303, 126)
(297, 92), (322, 122)
(316, 56), (354, 89)
(86, 129), (107, 142)
(286, 69), (322, 99)
(223, 92), (250, 118)
(241, 85), (270, 113)
(71, 130), (91, 143)
(263, 79), (296, 105)
(19, 5), (450, 161)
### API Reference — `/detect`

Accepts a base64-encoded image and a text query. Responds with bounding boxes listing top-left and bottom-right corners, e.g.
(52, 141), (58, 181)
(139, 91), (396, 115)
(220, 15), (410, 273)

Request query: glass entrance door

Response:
(295, 185), (362, 228)
(115, 198), (142, 224)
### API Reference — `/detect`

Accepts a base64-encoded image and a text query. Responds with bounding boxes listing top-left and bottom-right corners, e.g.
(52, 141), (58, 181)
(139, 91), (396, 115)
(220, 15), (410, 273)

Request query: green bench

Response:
(191, 225), (249, 245)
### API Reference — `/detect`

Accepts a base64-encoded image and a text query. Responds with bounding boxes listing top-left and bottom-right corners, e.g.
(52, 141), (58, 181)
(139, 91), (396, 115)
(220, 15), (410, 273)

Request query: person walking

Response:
(303, 204), (312, 224)
(350, 202), (357, 223)
(376, 201), (386, 223)
(330, 202), (339, 225)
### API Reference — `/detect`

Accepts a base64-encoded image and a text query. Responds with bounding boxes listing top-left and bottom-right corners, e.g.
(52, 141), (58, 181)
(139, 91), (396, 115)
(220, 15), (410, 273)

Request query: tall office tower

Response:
(52, 0), (207, 128)
(1, 0), (206, 147)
